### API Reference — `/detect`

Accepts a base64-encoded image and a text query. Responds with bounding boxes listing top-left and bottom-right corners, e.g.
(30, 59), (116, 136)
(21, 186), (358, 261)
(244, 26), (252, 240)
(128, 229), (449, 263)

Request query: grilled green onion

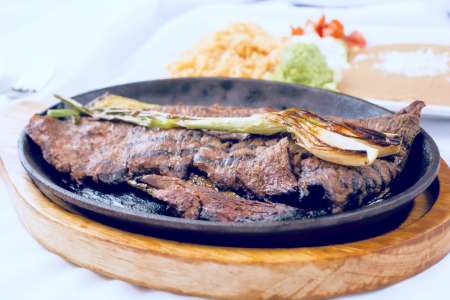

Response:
(48, 94), (402, 166)
(47, 108), (80, 118)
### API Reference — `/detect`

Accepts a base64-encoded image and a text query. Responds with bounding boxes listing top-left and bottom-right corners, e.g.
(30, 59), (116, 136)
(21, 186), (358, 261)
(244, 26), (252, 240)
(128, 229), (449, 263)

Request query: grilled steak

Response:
(26, 101), (424, 216)
(298, 101), (424, 212)
(27, 116), (219, 182)
(193, 137), (298, 198)
(133, 174), (302, 222)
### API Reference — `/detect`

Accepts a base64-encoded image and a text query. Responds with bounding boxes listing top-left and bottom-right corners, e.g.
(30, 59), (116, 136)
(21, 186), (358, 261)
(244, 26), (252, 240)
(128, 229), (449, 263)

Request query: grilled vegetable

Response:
(50, 94), (401, 167)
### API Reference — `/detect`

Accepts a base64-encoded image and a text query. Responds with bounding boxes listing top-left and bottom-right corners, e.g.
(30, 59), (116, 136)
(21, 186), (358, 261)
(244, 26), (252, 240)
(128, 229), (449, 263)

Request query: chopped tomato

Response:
(291, 26), (304, 36)
(289, 15), (366, 48)
(314, 15), (326, 37)
(322, 19), (344, 38)
(345, 31), (367, 48)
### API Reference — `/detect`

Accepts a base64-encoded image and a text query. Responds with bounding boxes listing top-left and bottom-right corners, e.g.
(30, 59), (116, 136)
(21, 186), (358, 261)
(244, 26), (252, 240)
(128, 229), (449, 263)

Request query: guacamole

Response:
(272, 43), (335, 89)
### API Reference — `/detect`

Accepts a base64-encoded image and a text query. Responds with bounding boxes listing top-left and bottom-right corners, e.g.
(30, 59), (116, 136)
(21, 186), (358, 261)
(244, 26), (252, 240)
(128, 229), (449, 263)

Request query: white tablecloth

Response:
(1, 1), (450, 299)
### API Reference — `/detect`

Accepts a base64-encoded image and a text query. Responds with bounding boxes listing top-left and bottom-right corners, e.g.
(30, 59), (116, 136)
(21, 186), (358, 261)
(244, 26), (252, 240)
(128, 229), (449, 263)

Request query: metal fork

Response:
(5, 64), (55, 100)
(12, 68), (54, 97)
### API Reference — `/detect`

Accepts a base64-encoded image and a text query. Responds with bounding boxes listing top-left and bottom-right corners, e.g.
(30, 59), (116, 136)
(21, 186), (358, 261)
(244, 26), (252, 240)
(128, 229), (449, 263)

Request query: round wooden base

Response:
(2, 100), (450, 300)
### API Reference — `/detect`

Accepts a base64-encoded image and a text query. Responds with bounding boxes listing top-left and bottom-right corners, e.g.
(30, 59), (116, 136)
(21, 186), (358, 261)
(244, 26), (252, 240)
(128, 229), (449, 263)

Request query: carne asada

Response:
(26, 97), (424, 221)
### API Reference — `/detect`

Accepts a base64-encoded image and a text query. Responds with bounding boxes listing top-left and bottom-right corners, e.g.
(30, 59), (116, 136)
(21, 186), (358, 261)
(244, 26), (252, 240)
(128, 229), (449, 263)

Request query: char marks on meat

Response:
(27, 115), (217, 183)
(193, 137), (298, 198)
(134, 174), (302, 222)
(297, 158), (398, 211)
(26, 101), (424, 217)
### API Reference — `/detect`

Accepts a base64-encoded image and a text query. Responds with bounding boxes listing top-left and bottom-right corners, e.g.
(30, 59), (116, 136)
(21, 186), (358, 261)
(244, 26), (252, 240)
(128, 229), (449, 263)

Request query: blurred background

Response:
(0, 0), (449, 104)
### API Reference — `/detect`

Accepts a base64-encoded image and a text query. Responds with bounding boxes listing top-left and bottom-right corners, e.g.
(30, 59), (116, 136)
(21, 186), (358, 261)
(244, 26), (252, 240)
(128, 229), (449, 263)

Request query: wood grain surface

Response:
(1, 99), (450, 300)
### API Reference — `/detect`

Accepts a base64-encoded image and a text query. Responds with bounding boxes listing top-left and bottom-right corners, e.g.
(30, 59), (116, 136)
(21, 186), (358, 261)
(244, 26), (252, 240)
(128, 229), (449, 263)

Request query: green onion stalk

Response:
(50, 94), (401, 167)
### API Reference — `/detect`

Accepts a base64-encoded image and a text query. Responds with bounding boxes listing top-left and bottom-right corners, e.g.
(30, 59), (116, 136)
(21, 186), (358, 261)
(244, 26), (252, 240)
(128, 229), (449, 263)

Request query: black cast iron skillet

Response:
(18, 78), (440, 247)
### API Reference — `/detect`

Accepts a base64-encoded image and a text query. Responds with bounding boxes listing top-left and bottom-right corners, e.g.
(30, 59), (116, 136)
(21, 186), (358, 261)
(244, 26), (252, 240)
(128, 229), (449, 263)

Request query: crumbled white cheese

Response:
(375, 49), (450, 77)
(352, 54), (368, 63)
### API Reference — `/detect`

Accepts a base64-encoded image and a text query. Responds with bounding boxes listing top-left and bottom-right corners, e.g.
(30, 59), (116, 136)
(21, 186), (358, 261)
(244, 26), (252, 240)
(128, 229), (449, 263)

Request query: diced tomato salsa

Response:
(290, 15), (366, 48)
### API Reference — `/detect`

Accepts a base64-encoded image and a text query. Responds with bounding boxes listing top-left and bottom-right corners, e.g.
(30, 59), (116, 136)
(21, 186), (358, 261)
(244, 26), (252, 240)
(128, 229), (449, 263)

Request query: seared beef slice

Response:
(193, 137), (297, 198)
(27, 115), (219, 183)
(137, 174), (302, 222)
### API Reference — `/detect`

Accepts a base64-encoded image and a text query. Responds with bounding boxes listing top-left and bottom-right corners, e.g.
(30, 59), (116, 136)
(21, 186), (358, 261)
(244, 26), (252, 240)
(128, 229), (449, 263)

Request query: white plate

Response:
(367, 99), (450, 119)
(115, 2), (450, 118)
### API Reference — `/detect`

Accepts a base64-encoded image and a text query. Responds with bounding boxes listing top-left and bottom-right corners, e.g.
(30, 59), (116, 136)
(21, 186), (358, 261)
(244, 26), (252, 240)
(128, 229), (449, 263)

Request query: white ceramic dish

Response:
(115, 3), (450, 118)
(368, 99), (450, 119)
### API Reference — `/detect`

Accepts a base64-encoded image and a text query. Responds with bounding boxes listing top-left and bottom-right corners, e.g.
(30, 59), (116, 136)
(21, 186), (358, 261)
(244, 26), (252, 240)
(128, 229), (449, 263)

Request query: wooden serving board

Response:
(2, 99), (450, 300)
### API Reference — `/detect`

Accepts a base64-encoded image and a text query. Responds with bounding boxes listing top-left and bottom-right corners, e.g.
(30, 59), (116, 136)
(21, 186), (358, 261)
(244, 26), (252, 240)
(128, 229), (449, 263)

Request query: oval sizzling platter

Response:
(18, 78), (440, 247)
